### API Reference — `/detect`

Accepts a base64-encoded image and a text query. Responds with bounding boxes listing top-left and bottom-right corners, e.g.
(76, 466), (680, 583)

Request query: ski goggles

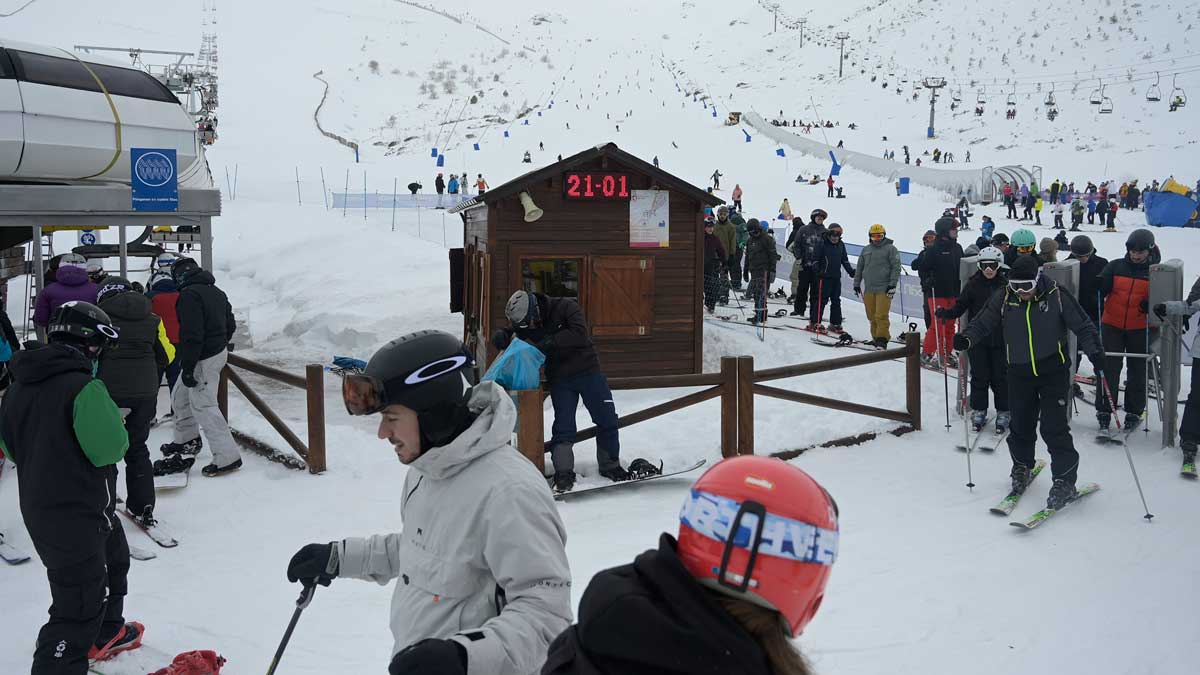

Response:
(680, 489), (838, 566)
(1016, 245), (1036, 255)
(978, 261), (1001, 271)
(342, 373), (389, 416)
(869, 233), (885, 241)
(1008, 279), (1037, 292)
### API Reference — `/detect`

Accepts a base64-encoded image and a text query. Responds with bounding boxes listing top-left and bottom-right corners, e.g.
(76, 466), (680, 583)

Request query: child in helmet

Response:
(0, 301), (143, 669)
(955, 257), (1105, 510)
(936, 247), (1010, 432)
(543, 455), (838, 675)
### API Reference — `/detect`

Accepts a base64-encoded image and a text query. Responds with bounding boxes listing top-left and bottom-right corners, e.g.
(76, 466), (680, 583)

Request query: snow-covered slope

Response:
(2, 2), (1198, 674)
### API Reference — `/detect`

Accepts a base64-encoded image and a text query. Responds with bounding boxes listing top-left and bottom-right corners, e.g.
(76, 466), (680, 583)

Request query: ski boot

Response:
(552, 471), (576, 492)
(1010, 464), (1033, 495)
(790, 309), (805, 317)
(1046, 479), (1078, 510)
(627, 458), (663, 480)
(1096, 412), (1111, 431)
(920, 353), (938, 368)
(89, 621), (144, 661)
(152, 454), (195, 476)
(599, 464), (630, 482)
(807, 322), (825, 333)
(995, 410), (1011, 434)
(1123, 412), (1143, 431)
(827, 323), (844, 334)
(201, 459), (243, 477)
(970, 410), (988, 432)
(873, 337), (890, 349)
(128, 505), (158, 530)
(944, 352), (959, 369)
(161, 437), (202, 457)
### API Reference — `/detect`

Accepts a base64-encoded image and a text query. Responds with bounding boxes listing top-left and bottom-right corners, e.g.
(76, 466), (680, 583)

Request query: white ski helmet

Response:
(977, 246), (1008, 269)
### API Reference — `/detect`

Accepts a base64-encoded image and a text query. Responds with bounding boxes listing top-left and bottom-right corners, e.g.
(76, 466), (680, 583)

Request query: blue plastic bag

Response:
(481, 338), (545, 390)
(0, 339), (11, 363)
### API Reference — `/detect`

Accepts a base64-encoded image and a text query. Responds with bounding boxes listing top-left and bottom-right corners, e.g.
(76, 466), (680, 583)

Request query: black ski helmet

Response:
(934, 216), (958, 237)
(810, 208), (827, 222)
(172, 257), (202, 284)
(991, 232), (1010, 246)
(47, 301), (119, 355)
(1126, 228), (1155, 252)
(96, 277), (134, 305)
(342, 330), (477, 450)
(1069, 235), (1094, 257)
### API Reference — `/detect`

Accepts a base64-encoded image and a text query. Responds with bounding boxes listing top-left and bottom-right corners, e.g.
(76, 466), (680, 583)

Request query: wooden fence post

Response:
(905, 332), (922, 430)
(720, 357), (738, 457)
(737, 355), (754, 455)
(305, 364), (327, 474)
(516, 389), (545, 473)
(218, 366), (229, 421)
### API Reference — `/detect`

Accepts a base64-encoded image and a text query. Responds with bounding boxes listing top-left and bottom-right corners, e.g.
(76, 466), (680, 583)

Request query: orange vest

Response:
(1102, 275), (1149, 331)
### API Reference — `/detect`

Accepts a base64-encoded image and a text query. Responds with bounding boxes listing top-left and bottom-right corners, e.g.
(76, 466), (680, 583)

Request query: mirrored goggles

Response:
(1008, 279), (1036, 292)
(978, 261), (1001, 271)
(1016, 245), (1036, 254)
(869, 233), (885, 241)
(342, 373), (387, 416)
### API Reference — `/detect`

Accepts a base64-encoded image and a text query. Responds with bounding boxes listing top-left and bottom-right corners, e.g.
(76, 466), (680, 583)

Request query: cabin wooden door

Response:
(587, 255), (654, 338)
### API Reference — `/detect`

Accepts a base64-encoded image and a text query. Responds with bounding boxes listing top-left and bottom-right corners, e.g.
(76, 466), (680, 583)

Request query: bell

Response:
(519, 191), (544, 223)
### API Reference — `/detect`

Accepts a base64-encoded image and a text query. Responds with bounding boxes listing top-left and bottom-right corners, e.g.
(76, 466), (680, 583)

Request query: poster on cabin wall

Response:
(629, 190), (670, 248)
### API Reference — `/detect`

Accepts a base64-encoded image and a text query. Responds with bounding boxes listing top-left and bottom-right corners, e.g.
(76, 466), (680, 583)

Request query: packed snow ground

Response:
(2, 1), (1200, 674)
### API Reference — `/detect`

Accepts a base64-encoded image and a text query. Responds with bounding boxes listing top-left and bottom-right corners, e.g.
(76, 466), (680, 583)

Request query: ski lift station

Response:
(449, 143), (723, 379)
(0, 38), (221, 317)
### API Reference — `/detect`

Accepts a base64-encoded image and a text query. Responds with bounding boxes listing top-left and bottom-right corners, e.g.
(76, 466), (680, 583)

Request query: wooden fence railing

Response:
(217, 354), (327, 474)
(512, 332), (922, 468)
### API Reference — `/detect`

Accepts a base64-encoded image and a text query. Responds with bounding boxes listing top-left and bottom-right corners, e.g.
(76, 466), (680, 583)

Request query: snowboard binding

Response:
(627, 458), (664, 480)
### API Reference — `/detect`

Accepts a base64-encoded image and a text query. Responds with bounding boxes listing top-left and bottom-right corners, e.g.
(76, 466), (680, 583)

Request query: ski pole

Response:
(960, 346), (974, 489)
(267, 584), (317, 675)
(931, 290), (951, 430)
(1099, 374), (1155, 522)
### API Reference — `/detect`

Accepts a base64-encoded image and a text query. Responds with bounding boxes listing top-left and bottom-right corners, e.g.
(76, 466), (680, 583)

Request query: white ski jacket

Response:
(336, 382), (572, 675)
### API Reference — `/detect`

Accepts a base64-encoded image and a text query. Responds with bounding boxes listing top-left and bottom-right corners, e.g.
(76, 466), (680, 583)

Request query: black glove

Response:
(1089, 352), (1106, 373)
(886, 285), (897, 298)
(181, 369), (198, 388)
(1138, 299), (1148, 314)
(952, 334), (970, 352)
(767, 273), (776, 286)
(853, 285), (862, 297)
(743, 270), (750, 283)
(1153, 303), (1168, 320)
(934, 307), (949, 319)
(490, 329), (512, 351)
(287, 542), (338, 587)
(226, 342), (235, 353)
(389, 639), (467, 675)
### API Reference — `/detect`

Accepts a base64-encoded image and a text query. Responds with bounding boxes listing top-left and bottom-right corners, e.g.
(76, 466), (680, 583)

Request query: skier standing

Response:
(33, 253), (99, 332)
(916, 217), (964, 368)
(702, 217), (728, 314)
(494, 291), (626, 488)
(0, 301), (143, 672)
(712, 206), (739, 298)
(475, 174), (489, 195)
(913, 229), (938, 331)
(95, 279), (174, 525)
(731, 183), (743, 211)
(1052, 201), (1064, 229)
(826, 175), (835, 198)
(809, 223), (855, 333)
(1095, 229), (1156, 431)
(146, 271), (183, 393)
(1095, 197), (1109, 229)
(791, 210), (828, 317)
(447, 174), (460, 195)
(853, 223), (901, 347)
(435, 173), (446, 195)
(936, 247), (1010, 432)
(290, 330), (572, 675)
(711, 169), (722, 190)
(159, 259), (240, 477)
(542, 455), (838, 675)
(1070, 197), (1085, 230)
(732, 210), (749, 294)
(743, 219), (780, 325)
(1154, 275), (1200, 470)
(955, 255), (1105, 510)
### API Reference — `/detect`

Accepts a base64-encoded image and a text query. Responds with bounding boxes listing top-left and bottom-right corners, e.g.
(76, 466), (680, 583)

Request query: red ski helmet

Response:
(677, 456), (839, 637)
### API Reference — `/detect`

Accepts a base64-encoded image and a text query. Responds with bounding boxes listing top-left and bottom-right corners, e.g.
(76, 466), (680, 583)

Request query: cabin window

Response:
(10, 50), (177, 103)
(0, 50), (14, 79)
(520, 258), (582, 299)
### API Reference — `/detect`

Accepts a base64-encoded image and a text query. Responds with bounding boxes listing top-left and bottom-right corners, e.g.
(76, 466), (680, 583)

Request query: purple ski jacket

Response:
(33, 266), (100, 328)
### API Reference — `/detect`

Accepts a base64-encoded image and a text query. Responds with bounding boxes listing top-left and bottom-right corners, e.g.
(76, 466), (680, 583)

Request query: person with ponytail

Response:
(542, 455), (839, 675)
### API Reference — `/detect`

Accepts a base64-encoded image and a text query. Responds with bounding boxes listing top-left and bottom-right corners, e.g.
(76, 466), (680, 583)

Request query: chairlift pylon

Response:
(1146, 72), (1162, 102)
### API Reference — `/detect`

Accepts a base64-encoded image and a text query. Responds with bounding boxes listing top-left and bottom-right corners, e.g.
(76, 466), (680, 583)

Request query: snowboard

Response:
(554, 460), (706, 500)
(0, 531), (31, 564)
(119, 507), (179, 548)
(154, 470), (190, 491)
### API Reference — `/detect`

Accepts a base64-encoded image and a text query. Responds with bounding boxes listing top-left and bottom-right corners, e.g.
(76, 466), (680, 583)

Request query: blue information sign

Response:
(131, 148), (178, 212)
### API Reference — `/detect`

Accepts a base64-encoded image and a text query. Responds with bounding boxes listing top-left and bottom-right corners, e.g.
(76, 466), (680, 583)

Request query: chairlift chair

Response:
(1089, 80), (1102, 105)
(1044, 87), (1056, 107)
(1146, 72), (1162, 102)
(953, 87), (962, 103)
(976, 89), (986, 105)
(1006, 85), (1017, 106)
(1099, 96), (1114, 114)
(1170, 74), (1187, 109)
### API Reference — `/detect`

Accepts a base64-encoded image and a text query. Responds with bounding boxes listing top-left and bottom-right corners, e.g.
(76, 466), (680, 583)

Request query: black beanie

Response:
(1010, 255), (1039, 281)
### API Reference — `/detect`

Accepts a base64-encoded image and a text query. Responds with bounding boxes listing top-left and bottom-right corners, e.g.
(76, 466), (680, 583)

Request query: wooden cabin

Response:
(449, 143), (724, 379)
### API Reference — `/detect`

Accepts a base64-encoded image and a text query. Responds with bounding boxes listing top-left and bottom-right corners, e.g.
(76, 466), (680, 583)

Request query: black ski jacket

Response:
(944, 271), (1006, 348)
(791, 221), (826, 269)
(98, 292), (170, 401)
(0, 344), (128, 567)
(510, 293), (601, 384)
(916, 236), (964, 298)
(812, 232), (855, 280)
(1067, 252), (1109, 323)
(743, 231), (779, 276)
(176, 269), (235, 372)
(541, 534), (772, 675)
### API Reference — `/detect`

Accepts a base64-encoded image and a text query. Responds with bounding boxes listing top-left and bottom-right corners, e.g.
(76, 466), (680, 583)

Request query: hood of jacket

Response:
(407, 381), (516, 480)
(178, 268), (216, 290)
(99, 291), (152, 322)
(9, 342), (92, 385)
(55, 265), (89, 287)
